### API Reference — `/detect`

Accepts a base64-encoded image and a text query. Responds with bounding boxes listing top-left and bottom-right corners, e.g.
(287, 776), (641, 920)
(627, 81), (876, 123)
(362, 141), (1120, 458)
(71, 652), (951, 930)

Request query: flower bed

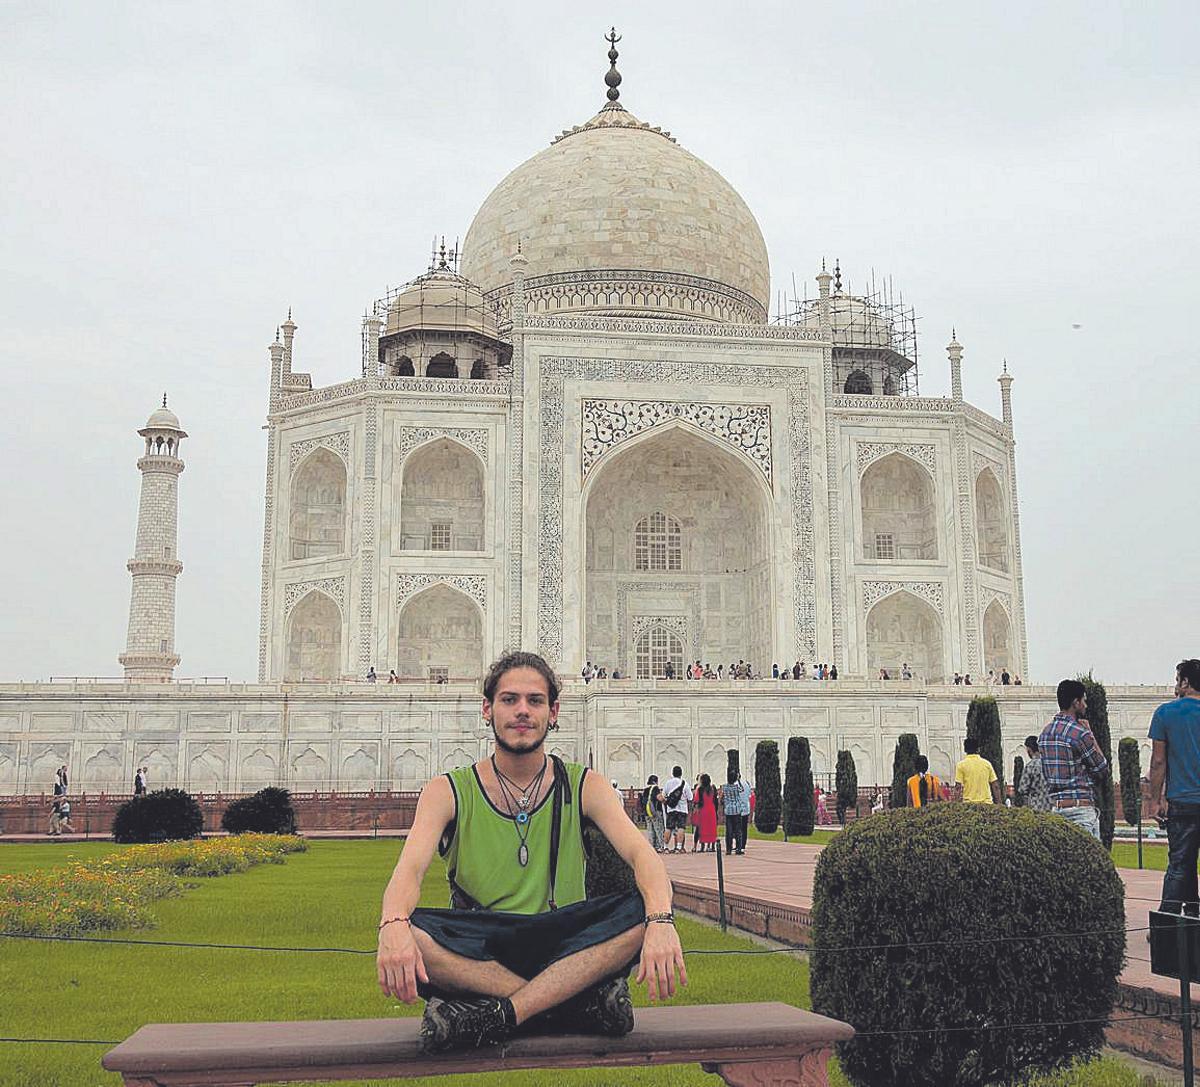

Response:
(0, 834), (306, 936)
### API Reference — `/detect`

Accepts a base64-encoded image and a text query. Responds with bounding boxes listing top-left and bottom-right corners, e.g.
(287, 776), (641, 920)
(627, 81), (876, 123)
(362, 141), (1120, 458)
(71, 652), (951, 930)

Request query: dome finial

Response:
(833, 259), (843, 293)
(604, 27), (622, 104)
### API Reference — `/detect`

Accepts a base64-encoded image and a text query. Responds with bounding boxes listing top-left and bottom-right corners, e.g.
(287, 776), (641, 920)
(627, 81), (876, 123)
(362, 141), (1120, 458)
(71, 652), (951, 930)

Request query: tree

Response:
(1080, 673), (1115, 849)
(966, 696), (1005, 800)
(726, 748), (741, 786)
(1118, 737), (1142, 828)
(835, 750), (858, 825)
(1012, 755), (1025, 807)
(890, 733), (920, 810)
(754, 740), (782, 835)
(221, 787), (297, 835)
(783, 737), (815, 837)
(112, 789), (204, 843)
(811, 805), (1125, 1086)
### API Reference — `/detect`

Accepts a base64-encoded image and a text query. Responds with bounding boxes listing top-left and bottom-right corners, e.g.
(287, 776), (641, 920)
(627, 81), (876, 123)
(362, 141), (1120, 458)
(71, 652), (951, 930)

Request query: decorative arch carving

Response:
(396, 582), (484, 681)
(865, 589), (945, 682)
(856, 442), (938, 478)
(289, 447), (347, 561)
(581, 399), (772, 485)
(396, 574), (487, 613)
(862, 580), (944, 614)
(398, 427), (489, 466)
(860, 452), (938, 561)
(285, 590), (343, 682)
(283, 578), (346, 619)
(288, 431), (350, 469)
(398, 437), (486, 552)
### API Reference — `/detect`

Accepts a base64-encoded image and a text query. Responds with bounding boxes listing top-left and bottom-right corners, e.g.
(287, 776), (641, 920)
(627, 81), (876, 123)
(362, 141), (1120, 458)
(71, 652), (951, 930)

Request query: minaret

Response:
(119, 396), (187, 681)
(998, 358), (1014, 428)
(947, 329), (964, 402)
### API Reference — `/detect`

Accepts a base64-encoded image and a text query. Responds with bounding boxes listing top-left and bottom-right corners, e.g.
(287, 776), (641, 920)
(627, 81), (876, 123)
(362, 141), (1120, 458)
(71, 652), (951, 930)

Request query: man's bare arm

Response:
(377, 776), (454, 1002)
(1148, 739), (1169, 818)
(581, 771), (686, 1000)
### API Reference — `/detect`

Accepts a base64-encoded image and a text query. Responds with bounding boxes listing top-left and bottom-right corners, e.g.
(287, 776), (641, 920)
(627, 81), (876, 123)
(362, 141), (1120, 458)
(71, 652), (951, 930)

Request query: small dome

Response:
(800, 293), (894, 349)
(140, 397), (186, 437)
(386, 267), (499, 339)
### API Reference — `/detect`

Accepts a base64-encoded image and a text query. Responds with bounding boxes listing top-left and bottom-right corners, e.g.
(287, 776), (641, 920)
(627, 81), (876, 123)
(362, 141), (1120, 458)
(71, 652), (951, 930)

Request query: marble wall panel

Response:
(835, 706), (875, 728)
(653, 739), (692, 776)
(438, 740), (479, 772)
(186, 741), (230, 790)
(291, 713), (334, 733)
(187, 712), (233, 732)
(390, 742), (431, 788)
(238, 744), (281, 788)
(342, 712), (384, 734)
(136, 713), (179, 731)
(240, 712), (282, 732)
(745, 708), (785, 732)
(85, 711), (128, 733)
(30, 713), (74, 732)
(339, 742), (381, 787)
(81, 743), (126, 789)
(0, 713), (22, 732)
(133, 742), (178, 788)
(389, 710), (434, 733)
(288, 742), (332, 786)
(791, 707), (832, 732)
(607, 738), (642, 786)
(28, 742), (71, 786)
(881, 707), (920, 733)
(601, 708), (641, 730)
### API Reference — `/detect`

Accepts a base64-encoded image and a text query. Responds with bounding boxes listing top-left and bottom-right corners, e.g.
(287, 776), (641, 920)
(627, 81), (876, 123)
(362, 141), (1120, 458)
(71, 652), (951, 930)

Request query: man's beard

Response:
(491, 721), (547, 755)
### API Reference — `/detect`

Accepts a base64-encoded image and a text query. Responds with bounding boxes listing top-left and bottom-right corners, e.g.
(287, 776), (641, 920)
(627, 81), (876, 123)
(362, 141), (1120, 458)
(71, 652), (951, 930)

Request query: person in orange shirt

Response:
(906, 755), (942, 808)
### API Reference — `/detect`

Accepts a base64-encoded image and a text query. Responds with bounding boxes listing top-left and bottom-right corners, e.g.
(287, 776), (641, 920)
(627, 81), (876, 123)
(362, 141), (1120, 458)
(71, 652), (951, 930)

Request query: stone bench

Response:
(102, 1001), (853, 1086)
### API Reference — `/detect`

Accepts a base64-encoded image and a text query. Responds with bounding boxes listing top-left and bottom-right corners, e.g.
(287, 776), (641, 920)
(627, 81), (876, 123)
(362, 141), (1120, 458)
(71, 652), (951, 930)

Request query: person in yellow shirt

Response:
(906, 755), (941, 807)
(955, 737), (1000, 803)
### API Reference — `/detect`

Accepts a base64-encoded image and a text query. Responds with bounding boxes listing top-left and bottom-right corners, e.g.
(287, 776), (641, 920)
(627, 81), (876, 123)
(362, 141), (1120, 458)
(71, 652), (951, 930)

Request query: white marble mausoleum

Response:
(0, 40), (1169, 796)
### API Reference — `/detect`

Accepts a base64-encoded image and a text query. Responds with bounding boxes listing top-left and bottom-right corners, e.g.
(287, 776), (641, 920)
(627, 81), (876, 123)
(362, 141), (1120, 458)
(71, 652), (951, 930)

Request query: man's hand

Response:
(377, 922), (429, 1003)
(635, 922), (688, 1001)
(1147, 796), (1168, 822)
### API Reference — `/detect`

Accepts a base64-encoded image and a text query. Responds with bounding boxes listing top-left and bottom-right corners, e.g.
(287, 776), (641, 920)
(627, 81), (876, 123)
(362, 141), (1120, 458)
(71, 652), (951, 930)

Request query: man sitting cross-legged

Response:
(377, 651), (687, 1052)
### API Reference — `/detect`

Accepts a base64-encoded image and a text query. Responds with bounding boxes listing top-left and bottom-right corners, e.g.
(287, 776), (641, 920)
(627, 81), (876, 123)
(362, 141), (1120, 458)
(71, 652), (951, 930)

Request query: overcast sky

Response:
(1, 1), (1196, 686)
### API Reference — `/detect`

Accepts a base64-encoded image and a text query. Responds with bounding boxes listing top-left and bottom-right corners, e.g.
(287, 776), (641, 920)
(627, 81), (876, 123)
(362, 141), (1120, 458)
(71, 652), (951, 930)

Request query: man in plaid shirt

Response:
(1037, 678), (1109, 840)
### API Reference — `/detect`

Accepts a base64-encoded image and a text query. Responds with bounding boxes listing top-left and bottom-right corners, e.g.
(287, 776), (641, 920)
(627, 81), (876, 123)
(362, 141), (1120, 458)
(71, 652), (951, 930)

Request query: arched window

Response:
(634, 511), (682, 571)
(398, 438), (485, 551)
(289, 448), (347, 560)
(860, 452), (937, 561)
(883, 374), (897, 396)
(635, 625), (685, 679)
(844, 370), (873, 395)
(975, 468), (1010, 571)
(286, 591), (342, 680)
(396, 584), (483, 679)
(470, 358), (486, 379)
(395, 355), (414, 377)
(426, 353), (457, 378)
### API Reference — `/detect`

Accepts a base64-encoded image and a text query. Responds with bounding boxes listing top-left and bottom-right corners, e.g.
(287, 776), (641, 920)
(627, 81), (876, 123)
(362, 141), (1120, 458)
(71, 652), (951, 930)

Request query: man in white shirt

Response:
(661, 765), (693, 854)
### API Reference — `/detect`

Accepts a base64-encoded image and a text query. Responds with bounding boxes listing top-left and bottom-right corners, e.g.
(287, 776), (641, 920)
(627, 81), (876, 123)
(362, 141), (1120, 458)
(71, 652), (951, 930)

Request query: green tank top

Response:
(440, 760), (588, 914)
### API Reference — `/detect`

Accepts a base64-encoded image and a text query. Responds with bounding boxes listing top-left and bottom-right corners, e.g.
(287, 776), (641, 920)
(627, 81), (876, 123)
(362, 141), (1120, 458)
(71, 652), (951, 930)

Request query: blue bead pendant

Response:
(516, 811), (529, 825)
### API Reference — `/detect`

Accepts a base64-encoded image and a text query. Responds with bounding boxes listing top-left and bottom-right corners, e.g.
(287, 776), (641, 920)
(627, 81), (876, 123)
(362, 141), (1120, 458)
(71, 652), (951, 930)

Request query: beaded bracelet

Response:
(378, 916), (411, 931)
(644, 911), (675, 927)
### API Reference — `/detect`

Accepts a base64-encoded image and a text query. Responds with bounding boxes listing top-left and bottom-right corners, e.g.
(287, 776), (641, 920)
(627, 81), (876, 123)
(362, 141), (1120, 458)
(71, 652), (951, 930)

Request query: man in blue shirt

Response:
(1147, 659), (1200, 914)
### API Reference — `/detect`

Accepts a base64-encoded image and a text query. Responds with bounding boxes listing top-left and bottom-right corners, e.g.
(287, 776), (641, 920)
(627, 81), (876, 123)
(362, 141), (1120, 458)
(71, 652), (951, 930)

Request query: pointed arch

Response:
(982, 599), (1013, 676)
(608, 742), (641, 788)
(975, 467), (1009, 571)
(396, 583), (483, 680)
(861, 451), (938, 561)
(583, 424), (775, 678)
(289, 447), (347, 560)
(399, 437), (485, 552)
(866, 589), (944, 682)
(395, 355), (415, 377)
(844, 370), (873, 395)
(285, 591), (343, 680)
(426, 352), (457, 378)
(635, 623), (685, 679)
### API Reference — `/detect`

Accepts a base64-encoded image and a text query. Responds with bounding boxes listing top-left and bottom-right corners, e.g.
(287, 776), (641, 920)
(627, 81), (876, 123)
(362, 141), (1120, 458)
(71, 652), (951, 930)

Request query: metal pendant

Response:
(517, 795), (530, 809)
(518, 843), (529, 867)
(515, 811), (529, 826)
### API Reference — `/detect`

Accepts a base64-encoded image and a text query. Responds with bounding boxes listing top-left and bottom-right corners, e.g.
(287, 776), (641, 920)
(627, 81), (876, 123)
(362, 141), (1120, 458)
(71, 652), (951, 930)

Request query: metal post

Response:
(1137, 816), (1143, 870)
(1178, 914), (1195, 1087)
(715, 844), (727, 932)
(373, 812), (379, 840)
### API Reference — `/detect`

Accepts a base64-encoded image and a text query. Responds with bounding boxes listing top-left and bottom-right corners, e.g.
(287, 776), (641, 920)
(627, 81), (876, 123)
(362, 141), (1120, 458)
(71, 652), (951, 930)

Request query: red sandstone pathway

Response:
(664, 840), (1188, 1000)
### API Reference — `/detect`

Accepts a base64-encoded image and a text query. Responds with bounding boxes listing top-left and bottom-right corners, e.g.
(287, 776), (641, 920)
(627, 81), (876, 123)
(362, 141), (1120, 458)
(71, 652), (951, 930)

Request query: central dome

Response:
(460, 102), (770, 324)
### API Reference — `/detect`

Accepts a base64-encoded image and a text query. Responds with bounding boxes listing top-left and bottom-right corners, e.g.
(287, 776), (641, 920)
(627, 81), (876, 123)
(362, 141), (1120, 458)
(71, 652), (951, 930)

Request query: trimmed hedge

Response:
(811, 804), (1125, 1086)
(727, 748), (740, 785)
(1080, 674), (1115, 848)
(754, 740), (782, 834)
(966, 696), (1005, 798)
(1118, 737), (1141, 826)
(889, 733), (920, 810)
(584, 823), (637, 898)
(221, 787), (297, 835)
(783, 737), (814, 837)
(1013, 755), (1025, 806)
(835, 749), (858, 824)
(112, 789), (204, 844)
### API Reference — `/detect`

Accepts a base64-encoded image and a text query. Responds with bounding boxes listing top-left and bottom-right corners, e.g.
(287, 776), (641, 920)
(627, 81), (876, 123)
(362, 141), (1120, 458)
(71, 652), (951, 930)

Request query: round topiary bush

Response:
(221, 787), (297, 835)
(112, 788), (204, 843)
(810, 804), (1125, 1086)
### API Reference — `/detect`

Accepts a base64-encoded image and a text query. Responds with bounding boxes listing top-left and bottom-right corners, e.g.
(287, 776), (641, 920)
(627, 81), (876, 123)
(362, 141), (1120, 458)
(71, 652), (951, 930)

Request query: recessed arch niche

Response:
(285, 591), (343, 681)
(398, 438), (485, 551)
(975, 468), (1009, 571)
(983, 600), (1013, 676)
(861, 452), (937, 561)
(584, 426), (774, 677)
(865, 590), (944, 682)
(395, 584), (483, 680)
(289, 448), (347, 561)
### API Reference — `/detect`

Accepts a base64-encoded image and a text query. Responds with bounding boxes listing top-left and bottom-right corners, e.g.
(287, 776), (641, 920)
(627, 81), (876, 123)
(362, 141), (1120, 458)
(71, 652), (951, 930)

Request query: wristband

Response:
(378, 916), (411, 931)
(644, 911), (675, 927)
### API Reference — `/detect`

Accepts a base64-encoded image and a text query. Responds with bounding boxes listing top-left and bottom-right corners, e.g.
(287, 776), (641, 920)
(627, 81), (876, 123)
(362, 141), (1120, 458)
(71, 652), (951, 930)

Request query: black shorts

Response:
(410, 890), (645, 1000)
(665, 811), (689, 831)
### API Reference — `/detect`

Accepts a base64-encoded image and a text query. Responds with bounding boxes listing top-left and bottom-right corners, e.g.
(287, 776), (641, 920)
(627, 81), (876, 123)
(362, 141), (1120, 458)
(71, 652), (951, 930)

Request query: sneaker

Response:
(531, 977), (634, 1037)
(420, 996), (513, 1052)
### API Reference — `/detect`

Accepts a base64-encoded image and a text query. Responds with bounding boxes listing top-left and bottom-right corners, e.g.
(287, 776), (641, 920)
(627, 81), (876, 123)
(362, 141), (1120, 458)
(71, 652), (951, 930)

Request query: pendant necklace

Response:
(492, 755), (548, 867)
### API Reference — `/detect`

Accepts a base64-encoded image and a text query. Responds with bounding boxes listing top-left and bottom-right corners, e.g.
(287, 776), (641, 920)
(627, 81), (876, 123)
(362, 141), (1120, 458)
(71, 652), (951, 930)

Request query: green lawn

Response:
(0, 840), (1170, 1087)
(746, 826), (840, 845)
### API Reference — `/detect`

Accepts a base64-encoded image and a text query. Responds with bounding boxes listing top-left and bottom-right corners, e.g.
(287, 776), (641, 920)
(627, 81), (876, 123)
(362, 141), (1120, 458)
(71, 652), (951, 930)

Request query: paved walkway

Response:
(663, 840), (1187, 1000)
